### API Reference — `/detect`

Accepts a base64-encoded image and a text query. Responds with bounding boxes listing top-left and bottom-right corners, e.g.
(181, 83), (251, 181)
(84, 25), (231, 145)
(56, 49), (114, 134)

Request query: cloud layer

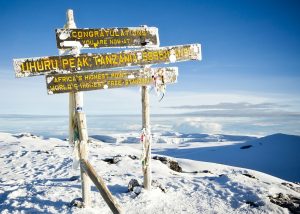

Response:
(166, 102), (300, 118)
(173, 118), (222, 134)
(167, 102), (288, 110)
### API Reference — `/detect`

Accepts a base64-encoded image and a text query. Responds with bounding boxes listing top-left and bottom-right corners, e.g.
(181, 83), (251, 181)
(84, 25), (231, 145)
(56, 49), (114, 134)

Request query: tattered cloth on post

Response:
(71, 114), (80, 170)
(140, 128), (152, 171)
(65, 46), (82, 169)
(151, 68), (166, 101)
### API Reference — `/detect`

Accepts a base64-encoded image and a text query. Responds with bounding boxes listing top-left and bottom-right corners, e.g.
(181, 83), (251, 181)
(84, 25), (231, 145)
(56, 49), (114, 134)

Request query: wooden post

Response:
(76, 112), (91, 207)
(69, 93), (75, 144)
(65, 10), (80, 145)
(141, 85), (152, 190)
(64, 9), (91, 207)
(80, 159), (123, 214)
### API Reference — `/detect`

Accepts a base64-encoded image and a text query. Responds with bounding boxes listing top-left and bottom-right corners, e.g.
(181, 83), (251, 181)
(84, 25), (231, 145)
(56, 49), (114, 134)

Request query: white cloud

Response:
(150, 91), (276, 114)
(173, 118), (222, 134)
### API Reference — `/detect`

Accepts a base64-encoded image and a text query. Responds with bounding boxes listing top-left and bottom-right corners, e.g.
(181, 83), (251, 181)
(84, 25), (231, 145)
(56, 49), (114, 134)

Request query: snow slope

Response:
(151, 133), (300, 182)
(1, 132), (300, 213)
(91, 132), (300, 181)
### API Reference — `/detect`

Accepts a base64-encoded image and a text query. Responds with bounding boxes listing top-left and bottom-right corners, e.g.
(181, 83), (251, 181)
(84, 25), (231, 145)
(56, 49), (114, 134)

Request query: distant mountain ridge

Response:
(246, 133), (300, 145)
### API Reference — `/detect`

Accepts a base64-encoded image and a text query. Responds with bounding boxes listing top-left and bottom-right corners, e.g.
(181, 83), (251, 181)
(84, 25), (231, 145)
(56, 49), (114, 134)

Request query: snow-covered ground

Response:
(92, 132), (300, 182)
(1, 132), (300, 213)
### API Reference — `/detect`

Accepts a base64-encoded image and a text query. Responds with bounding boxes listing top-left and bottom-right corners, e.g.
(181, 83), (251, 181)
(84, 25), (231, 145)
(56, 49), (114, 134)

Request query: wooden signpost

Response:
(12, 9), (202, 213)
(56, 27), (159, 49)
(62, 9), (91, 208)
(46, 67), (178, 94)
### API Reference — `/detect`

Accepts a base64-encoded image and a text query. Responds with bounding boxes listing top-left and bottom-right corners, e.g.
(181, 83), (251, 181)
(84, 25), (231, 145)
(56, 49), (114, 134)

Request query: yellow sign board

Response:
(13, 44), (201, 78)
(46, 67), (178, 94)
(56, 27), (159, 49)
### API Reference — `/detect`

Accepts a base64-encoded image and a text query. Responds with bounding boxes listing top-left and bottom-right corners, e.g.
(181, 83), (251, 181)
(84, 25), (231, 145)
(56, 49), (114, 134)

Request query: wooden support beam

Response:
(76, 112), (91, 207)
(80, 159), (123, 214)
(141, 85), (152, 190)
(69, 91), (75, 145)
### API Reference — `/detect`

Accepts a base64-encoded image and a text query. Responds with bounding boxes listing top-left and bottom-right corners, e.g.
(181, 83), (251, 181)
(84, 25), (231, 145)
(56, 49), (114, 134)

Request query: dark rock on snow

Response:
(128, 179), (140, 192)
(242, 173), (256, 179)
(282, 182), (300, 194)
(268, 193), (300, 214)
(152, 180), (166, 193)
(102, 155), (122, 164)
(128, 155), (138, 160)
(153, 156), (182, 172)
(70, 198), (84, 208)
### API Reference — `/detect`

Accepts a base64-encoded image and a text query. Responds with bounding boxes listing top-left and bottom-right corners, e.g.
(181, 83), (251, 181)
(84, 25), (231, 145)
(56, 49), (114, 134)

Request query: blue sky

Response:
(0, 0), (300, 128)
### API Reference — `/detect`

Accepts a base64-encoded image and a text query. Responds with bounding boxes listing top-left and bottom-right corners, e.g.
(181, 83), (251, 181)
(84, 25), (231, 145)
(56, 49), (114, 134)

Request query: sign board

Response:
(56, 27), (159, 49)
(46, 67), (178, 94)
(13, 44), (201, 78)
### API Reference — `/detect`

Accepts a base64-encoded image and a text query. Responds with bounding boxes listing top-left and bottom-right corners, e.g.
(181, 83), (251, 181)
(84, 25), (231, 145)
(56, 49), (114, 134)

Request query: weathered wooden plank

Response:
(80, 159), (123, 214)
(13, 44), (200, 77)
(56, 27), (159, 49)
(141, 85), (152, 190)
(46, 67), (178, 94)
(75, 111), (91, 207)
